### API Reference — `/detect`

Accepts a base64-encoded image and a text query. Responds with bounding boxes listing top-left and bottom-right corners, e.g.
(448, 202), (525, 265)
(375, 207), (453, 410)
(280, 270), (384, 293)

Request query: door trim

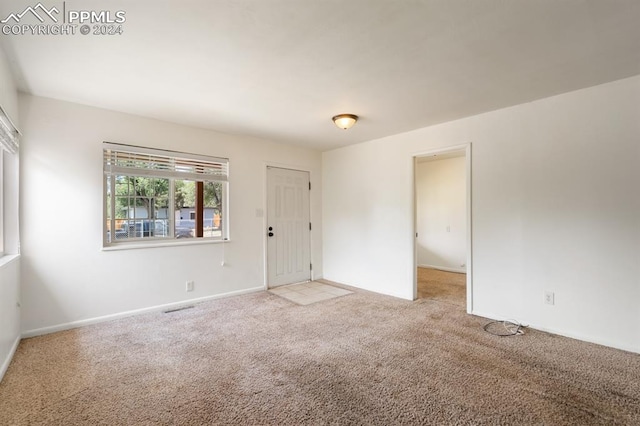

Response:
(263, 163), (314, 289)
(412, 143), (473, 314)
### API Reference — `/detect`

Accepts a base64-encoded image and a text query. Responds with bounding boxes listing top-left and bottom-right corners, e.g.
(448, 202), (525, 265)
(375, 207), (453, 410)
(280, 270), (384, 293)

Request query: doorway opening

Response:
(413, 145), (472, 313)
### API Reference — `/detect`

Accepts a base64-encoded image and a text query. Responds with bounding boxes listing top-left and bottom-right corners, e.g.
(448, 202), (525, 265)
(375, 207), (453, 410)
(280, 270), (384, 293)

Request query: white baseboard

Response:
(22, 286), (265, 339)
(471, 309), (640, 355)
(418, 264), (466, 274)
(0, 335), (21, 383)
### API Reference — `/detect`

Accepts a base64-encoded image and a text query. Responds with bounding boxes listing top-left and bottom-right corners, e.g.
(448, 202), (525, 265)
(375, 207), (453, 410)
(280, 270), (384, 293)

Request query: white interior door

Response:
(267, 167), (311, 287)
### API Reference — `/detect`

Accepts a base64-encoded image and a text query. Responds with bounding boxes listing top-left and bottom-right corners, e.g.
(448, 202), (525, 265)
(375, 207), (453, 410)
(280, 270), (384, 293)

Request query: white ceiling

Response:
(1, 0), (639, 151)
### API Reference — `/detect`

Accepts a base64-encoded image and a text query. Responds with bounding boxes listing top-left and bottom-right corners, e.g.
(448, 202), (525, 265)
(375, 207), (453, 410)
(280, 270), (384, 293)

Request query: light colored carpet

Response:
(417, 267), (466, 307)
(1, 286), (639, 425)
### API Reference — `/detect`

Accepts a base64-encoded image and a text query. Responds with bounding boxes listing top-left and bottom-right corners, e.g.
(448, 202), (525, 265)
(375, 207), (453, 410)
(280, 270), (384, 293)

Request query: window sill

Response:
(102, 238), (229, 252)
(0, 254), (20, 270)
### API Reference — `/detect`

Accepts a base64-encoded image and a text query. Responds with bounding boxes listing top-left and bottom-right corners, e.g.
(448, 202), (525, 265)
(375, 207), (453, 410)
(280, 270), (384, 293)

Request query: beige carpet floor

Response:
(1, 286), (639, 425)
(417, 267), (466, 308)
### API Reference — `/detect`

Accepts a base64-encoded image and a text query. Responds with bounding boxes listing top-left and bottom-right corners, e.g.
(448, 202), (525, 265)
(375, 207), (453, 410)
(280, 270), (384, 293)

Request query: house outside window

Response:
(103, 143), (228, 246)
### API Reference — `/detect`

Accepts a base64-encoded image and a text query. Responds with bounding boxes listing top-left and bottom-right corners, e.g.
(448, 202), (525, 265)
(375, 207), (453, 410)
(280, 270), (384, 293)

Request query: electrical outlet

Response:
(544, 291), (554, 305)
(186, 281), (194, 292)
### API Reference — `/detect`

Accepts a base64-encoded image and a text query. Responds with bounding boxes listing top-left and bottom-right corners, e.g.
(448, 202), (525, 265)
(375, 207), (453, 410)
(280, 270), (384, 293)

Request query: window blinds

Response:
(103, 142), (228, 181)
(0, 105), (19, 154)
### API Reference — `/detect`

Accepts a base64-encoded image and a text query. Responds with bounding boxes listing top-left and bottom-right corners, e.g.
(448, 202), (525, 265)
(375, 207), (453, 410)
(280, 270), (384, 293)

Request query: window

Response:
(103, 143), (228, 246)
(0, 105), (20, 257)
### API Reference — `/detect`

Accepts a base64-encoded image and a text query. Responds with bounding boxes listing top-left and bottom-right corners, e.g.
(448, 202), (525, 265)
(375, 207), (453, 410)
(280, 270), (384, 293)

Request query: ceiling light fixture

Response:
(332, 114), (358, 130)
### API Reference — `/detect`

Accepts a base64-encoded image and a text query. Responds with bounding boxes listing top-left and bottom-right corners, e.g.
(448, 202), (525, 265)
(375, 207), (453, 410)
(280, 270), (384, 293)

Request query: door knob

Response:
(268, 226), (273, 231)
(268, 232), (274, 237)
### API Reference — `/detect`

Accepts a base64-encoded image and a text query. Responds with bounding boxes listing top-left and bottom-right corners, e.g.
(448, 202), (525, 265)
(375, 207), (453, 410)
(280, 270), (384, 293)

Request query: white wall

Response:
(19, 94), (322, 335)
(416, 157), (466, 272)
(323, 75), (640, 353)
(0, 258), (20, 380)
(0, 45), (21, 382)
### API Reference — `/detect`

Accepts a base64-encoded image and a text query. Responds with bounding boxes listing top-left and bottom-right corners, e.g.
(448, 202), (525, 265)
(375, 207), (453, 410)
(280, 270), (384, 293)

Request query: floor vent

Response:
(163, 305), (194, 314)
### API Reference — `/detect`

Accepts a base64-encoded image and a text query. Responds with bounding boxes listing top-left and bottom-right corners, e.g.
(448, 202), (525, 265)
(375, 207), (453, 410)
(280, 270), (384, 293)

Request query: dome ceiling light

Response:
(332, 114), (358, 130)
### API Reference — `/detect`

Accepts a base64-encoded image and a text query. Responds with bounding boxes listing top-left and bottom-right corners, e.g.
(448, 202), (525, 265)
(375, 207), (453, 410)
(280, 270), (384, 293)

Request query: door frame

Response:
(412, 143), (473, 313)
(263, 163), (314, 289)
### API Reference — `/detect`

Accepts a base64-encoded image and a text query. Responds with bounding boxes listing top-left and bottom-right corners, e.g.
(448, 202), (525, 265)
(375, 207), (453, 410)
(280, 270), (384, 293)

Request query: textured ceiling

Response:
(1, 0), (639, 151)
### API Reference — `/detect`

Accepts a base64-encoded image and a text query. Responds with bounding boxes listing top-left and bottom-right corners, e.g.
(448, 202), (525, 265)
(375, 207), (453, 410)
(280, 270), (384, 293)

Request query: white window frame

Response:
(0, 105), (21, 257)
(103, 142), (229, 248)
